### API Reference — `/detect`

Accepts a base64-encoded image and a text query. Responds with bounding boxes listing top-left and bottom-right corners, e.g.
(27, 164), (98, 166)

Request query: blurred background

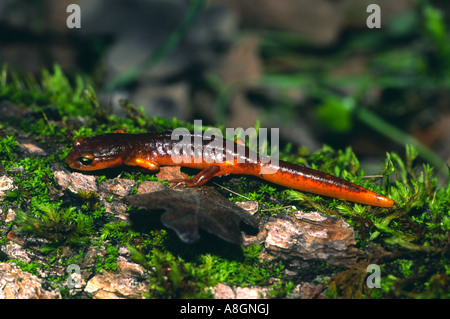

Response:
(0, 0), (449, 176)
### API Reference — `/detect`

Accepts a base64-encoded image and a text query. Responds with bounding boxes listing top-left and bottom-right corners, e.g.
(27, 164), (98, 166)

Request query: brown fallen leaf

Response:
(126, 186), (259, 244)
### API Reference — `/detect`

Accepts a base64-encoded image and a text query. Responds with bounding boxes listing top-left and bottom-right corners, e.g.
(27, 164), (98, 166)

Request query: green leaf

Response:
(315, 96), (355, 133)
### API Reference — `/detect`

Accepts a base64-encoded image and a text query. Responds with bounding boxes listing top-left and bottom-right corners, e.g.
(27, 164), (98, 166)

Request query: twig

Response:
(260, 205), (296, 212)
(212, 182), (252, 201)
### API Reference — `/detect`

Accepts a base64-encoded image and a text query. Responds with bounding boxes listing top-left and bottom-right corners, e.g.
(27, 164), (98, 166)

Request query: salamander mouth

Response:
(66, 152), (123, 171)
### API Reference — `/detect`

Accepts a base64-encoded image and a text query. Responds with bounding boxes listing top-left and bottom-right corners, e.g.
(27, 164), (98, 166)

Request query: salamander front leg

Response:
(124, 158), (160, 172)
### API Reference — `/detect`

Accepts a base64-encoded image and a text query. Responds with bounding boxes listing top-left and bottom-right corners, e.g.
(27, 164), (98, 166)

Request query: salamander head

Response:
(66, 134), (126, 171)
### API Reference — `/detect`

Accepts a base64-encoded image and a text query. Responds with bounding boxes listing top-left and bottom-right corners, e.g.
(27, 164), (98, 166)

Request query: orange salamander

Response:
(66, 131), (396, 208)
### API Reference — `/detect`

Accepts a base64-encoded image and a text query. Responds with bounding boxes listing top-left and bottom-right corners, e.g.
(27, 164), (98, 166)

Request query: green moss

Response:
(1, 64), (98, 117)
(14, 202), (94, 253)
(6, 259), (49, 277)
(127, 244), (286, 299)
(95, 245), (119, 272)
(0, 135), (18, 162)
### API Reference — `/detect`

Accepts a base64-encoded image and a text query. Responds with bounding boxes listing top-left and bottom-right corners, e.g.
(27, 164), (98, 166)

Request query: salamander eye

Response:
(78, 153), (95, 165)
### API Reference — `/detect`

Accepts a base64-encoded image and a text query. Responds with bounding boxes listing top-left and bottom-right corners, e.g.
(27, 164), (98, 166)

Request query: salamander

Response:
(66, 131), (396, 208)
